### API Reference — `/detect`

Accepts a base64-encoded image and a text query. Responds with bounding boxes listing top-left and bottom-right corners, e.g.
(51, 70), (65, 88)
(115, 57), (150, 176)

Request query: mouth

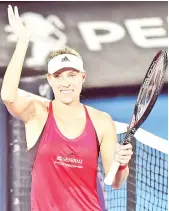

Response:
(60, 90), (74, 94)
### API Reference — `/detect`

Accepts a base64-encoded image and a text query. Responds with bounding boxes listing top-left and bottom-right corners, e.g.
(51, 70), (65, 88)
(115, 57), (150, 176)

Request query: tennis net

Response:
(97, 121), (168, 211)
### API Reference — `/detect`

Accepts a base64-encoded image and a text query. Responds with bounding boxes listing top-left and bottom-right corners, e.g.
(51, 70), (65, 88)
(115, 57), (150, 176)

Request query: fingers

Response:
(7, 4), (30, 42)
(116, 155), (132, 162)
(118, 149), (133, 156)
(14, 6), (20, 21)
(120, 143), (133, 150)
(116, 143), (133, 155)
(7, 5), (15, 25)
(115, 143), (133, 164)
(7, 5), (21, 25)
(115, 154), (132, 165)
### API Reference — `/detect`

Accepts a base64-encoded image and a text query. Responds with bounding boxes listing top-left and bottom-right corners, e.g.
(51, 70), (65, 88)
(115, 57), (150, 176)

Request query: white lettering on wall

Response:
(125, 18), (168, 48)
(78, 21), (125, 51)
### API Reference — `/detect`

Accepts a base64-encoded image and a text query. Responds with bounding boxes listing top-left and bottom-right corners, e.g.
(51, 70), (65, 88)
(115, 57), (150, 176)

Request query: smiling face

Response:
(47, 69), (86, 105)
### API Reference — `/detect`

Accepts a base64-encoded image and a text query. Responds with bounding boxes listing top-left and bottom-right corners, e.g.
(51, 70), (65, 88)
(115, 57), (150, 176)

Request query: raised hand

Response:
(7, 5), (31, 43)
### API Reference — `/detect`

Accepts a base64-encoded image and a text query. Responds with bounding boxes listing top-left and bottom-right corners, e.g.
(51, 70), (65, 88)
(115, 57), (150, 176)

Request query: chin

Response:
(61, 98), (74, 105)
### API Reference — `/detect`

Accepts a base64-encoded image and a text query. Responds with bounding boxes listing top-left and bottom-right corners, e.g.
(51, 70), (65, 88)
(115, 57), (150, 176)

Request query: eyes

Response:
(53, 73), (77, 79)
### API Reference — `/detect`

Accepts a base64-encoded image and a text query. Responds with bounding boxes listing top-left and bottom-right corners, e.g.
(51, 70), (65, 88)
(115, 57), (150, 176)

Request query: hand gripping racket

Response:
(104, 50), (168, 185)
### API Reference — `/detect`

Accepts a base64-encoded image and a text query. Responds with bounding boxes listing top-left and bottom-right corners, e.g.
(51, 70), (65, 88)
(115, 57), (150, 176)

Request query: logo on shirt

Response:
(54, 155), (83, 168)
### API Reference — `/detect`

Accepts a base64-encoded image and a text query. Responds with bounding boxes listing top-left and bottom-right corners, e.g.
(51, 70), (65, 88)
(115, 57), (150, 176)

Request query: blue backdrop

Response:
(82, 94), (168, 140)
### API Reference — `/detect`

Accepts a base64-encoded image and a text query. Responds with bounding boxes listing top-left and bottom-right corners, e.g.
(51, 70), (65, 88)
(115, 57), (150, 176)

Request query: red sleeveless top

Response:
(30, 101), (102, 211)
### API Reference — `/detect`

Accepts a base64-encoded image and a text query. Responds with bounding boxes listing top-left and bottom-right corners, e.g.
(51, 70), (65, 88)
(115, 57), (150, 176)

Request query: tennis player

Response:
(1, 5), (133, 211)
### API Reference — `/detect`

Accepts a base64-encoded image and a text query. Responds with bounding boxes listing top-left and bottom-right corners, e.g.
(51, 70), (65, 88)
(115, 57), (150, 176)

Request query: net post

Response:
(0, 96), (8, 211)
(127, 136), (136, 211)
(7, 115), (31, 211)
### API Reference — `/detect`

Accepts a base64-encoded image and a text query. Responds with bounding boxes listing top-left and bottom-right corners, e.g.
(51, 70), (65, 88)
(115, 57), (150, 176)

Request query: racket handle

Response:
(104, 161), (120, 185)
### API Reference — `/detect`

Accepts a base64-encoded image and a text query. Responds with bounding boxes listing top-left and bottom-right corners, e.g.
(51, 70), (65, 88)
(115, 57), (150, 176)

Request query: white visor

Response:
(48, 54), (84, 74)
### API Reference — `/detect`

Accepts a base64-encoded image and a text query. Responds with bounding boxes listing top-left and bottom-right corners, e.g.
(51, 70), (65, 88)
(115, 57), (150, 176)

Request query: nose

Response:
(62, 84), (70, 88)
(61, 77), (71, 87)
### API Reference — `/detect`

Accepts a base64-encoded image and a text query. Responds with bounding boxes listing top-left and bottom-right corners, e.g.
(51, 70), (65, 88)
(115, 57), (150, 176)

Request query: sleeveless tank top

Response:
(30, 101), (103, 211)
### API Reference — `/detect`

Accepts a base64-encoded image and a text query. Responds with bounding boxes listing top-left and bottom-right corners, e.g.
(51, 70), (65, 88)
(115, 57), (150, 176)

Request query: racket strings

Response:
(134, 51), (167, 124)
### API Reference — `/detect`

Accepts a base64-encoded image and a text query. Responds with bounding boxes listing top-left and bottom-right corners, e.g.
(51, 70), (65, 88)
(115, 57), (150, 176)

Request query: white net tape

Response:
(114, 121), (168, 154)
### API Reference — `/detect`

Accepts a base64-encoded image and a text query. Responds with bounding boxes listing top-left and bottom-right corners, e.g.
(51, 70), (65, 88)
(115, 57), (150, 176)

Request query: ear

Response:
(47, 74), (52, 87)
(82, 72), (86, 84)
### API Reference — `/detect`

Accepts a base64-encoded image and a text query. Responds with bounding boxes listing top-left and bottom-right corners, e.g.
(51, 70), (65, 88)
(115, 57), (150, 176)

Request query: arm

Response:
(100, 113), (132, 189)
(18, 89), (50, 103)
(1, 39), (29, 102)
(111, 158), (129, 189)
(0, 5), (35, 123)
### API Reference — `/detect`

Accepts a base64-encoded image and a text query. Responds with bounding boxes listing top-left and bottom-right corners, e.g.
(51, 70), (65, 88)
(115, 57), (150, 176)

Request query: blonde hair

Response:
(47, 47), (82, 63)
(45, 47), (82, 77)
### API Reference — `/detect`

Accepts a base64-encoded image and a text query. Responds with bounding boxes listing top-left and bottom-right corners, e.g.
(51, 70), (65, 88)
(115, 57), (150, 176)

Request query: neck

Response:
(52, 99), (84, 122)
(53, 98), (83, 113)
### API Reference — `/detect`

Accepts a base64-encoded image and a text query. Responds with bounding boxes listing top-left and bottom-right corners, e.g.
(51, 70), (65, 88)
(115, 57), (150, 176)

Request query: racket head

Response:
(124, 50), (168, 143)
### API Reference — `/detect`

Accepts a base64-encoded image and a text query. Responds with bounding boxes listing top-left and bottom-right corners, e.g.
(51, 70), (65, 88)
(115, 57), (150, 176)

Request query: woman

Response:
(1, 5), (133, 211)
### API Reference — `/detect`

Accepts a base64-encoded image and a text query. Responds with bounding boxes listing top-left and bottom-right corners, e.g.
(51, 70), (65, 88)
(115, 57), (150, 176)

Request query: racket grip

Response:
(104, 161), (121, 185)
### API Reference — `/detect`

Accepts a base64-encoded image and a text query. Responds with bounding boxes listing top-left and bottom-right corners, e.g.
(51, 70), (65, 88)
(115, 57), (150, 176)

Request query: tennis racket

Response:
(104, 50), (168, 185)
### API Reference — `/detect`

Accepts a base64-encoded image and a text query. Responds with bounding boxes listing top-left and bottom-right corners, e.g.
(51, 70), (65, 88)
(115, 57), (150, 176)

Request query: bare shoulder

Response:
(86, 106), (116, 138)
(85, 104), (113, 122)
(85, 105), (116, 144)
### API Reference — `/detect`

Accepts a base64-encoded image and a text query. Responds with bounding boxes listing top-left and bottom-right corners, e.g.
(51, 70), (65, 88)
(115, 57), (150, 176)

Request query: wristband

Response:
(118, 164), (128, 171)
